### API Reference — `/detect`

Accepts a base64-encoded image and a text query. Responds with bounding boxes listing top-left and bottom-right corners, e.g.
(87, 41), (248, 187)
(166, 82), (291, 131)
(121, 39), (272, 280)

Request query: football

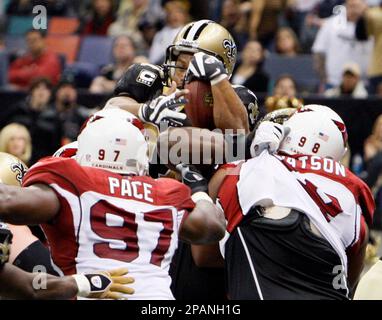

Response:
(184, 80), (215, 130)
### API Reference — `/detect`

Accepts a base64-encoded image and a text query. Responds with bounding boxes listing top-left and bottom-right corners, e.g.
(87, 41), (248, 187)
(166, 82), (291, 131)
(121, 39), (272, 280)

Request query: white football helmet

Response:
(53, 141), (78, 158)
(76, 110), (149, 175)
(279, 104), (348, 161)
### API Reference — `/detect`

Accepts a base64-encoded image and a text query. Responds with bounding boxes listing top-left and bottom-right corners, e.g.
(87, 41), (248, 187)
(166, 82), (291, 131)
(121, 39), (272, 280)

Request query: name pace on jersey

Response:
(108, 177), (154, 203)
(276, 155), (346, 177)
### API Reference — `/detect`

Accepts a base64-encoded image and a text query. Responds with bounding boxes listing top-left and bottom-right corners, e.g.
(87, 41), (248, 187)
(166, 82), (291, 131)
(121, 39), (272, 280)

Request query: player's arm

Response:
(211, 79), (249, 132)
(104, 63), (188, 128)
(0, 264), (134, 300)
(157, 127), (227, 171)
(0, 263), (78, 299)
(0, 183), (60, 225)
(186, 52), (249, 132)
(176, 164), (226, 244)
(191, 166), (230, 268)
(346, 217), (369, 293)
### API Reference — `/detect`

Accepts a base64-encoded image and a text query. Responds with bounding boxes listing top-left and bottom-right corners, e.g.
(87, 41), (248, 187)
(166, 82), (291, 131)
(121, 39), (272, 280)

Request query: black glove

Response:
(176, 164), (208, 194)
(0, 222), (12, 269)
(138, 92), (187, 129)
(185, 52), (228, 85)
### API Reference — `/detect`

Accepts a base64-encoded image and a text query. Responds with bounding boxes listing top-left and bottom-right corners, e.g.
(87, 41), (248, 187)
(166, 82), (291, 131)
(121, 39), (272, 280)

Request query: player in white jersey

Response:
(192, 105), (375, 300)
(0, 110), (225, 299)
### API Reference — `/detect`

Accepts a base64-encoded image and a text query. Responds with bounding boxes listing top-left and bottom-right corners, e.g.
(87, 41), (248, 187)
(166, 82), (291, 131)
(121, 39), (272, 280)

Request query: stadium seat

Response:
(48, 17), (80, 35)
(6, 16), (34, 35)
(0, 52), (8, 87)
(4, 35), (26, 55)
(46, 35), (80, 64)
(63, 62), (100, 88)
(263, 54), (320, 93)
(77, 36), (113, 67)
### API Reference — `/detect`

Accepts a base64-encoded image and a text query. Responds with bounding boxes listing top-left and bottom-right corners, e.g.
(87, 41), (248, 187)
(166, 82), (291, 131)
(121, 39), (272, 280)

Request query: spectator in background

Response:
(90, 35), (136, 93)
(79, 0), (116, 36)
(365, 115), (382, 163)
(54, 77), (92, 145)
(137, 14), (164, 54)
(288, 0), (322, 37)
(8, 29), (61, 90)
(231, 40), (269, 93)
(7, 0), (69, 16)
(377, 83), (382, 98)
(3, 78), (61, 164)
(312, 0), (373, 90)
(325, 62), (368, 97)
(249, 0), (291, 48)
(219, 0), (250, 52)
(355, 1), (382, 95)
(274, 27), (301, 56)
(149, 1), (189, 64)
(363, 114), (382, 229)
(108, 0), (164, 41)
(0, 123), (32, 165)
(272, 74), (297, 98)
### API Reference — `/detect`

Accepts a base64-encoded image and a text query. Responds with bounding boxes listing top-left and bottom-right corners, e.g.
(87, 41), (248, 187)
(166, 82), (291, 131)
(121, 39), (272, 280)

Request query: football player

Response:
(104, 20), (249, 133)
(0, 222), (133, 299)
(0, 109), (225, 300)
(0, 152), (58, 275)
(191, 105), (374, 299)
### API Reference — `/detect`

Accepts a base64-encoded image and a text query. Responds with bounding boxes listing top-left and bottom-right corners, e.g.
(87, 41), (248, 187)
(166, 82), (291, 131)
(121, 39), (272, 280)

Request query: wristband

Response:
(191, 191), (213, 203)
(210, 74), (228, 86)
(72, 274), (91, 297)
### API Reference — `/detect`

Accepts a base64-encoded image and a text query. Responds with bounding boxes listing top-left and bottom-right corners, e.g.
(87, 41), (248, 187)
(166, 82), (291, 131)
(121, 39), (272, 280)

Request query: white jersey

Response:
(23, 157), (195, 300)
(218, 151), (374, 273)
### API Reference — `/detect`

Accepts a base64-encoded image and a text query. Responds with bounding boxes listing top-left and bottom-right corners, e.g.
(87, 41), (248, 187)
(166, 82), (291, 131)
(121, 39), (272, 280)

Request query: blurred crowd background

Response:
(0, 0), (382, 228)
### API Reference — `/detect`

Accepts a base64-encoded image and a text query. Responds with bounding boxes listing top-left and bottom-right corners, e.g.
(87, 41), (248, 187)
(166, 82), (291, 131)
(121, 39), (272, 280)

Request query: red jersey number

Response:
(90, 200), (173, 266)
(299, 179), (343, 221)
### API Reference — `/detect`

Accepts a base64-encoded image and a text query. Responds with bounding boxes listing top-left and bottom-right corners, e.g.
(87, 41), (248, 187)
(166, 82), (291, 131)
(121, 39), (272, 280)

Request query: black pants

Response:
(170, 241), (226, 300)
(225, 209), (349, 300)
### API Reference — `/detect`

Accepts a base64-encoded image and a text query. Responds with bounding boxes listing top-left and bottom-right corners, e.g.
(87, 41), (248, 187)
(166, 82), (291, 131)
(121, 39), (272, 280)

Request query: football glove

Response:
(72, 267), (134, 300)
(0, 222), (12, 269)
(138, 92), (187, 129)
(176, 163), (208, 194)
(186, 52), (228, 86)
(249, 121), (290, 157)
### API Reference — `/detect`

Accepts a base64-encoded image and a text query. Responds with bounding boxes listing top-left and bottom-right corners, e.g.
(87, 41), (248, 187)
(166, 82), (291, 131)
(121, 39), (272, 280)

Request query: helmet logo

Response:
(136, 70), (158, 87)
(11, 161), (27, 184)
(223, 39), (236, 62)
(332, 119), (348, 146)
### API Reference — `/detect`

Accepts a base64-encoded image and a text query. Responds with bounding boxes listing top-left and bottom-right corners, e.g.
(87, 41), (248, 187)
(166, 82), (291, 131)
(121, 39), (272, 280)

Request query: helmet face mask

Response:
(279, 105), (348, 162)
(164, 20), (237, 87)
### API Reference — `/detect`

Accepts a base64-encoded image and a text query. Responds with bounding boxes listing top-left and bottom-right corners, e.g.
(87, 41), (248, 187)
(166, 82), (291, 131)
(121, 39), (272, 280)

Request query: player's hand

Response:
(73, 267), (134, 299)
(176, 164), (208, 194)
(138, 91), (188, 129)
(186, 52), (228, 86)
(249, 121), (290, 157)
(0, 222), (12, 268)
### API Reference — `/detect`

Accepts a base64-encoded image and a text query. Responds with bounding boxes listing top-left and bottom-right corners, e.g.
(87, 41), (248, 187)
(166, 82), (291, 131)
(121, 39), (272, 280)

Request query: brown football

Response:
(184, 80), (214, 129)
